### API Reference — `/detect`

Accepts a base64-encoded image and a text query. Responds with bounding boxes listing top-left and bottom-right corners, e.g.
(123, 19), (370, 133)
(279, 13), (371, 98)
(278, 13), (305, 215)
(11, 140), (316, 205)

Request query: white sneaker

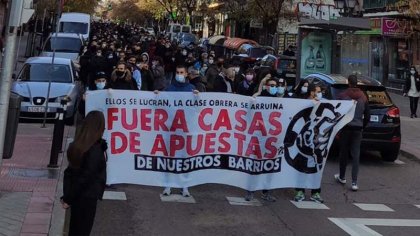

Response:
(351, 183), (359, 191)
(334, 174), (346, 184)
(182, 187), (190, 197)
(162, 187), (171, 196)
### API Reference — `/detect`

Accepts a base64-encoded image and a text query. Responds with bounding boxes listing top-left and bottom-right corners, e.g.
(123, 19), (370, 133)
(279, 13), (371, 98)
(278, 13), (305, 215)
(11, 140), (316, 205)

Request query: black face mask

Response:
(116, 71), (125, 77)
(217, 62), (224, 67)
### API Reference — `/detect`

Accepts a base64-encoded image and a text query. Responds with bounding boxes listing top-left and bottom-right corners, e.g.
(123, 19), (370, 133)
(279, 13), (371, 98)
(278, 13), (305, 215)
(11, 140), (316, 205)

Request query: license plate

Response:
(370, 115), (379, 122)
(28, 106), (46, 112)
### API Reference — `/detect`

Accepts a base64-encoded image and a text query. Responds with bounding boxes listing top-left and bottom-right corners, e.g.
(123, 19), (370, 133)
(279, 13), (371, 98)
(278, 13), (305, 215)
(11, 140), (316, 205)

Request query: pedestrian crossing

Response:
(103, 190), (420, 213)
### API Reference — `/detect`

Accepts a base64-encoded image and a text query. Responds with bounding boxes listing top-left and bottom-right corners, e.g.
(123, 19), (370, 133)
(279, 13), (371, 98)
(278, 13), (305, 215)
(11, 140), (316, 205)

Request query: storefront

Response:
(341, 17), (413, 88)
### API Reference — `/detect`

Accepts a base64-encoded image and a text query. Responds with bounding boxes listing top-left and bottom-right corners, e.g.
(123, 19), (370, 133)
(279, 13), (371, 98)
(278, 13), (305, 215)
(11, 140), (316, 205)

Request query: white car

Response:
(11, 57), (81, 125)
(39, 33), (83, 69)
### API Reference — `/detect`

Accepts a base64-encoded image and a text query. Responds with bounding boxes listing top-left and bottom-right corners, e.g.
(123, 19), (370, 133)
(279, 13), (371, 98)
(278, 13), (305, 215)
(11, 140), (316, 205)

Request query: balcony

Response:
(363, 0), (400, 10)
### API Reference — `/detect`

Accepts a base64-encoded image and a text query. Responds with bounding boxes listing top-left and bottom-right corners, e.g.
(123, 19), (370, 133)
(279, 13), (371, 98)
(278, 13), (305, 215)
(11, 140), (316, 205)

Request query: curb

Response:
(399, 148), (420, 162)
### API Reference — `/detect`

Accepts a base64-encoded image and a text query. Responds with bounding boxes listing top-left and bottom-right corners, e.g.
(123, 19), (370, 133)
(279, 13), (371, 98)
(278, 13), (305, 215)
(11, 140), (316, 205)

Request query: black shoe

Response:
(415, 114), (418, 118)
(411, 114), (414, 118)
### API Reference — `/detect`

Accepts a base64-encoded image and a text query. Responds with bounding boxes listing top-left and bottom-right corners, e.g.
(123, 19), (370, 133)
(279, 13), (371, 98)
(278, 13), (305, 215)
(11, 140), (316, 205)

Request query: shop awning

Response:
(208, 35), (227, 45)
(299, 17), (371, 31)
(223, 38), (259, 50)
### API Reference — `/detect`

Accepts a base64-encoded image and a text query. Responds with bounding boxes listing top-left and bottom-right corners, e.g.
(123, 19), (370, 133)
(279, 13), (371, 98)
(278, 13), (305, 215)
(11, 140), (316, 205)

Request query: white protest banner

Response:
(86, 90), (355, 191)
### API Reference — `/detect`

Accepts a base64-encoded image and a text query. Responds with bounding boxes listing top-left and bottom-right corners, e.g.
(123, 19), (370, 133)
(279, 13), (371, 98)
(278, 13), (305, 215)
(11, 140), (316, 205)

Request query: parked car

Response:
(174, 32), (198, 47)
(146, 27), (155, 36)
(303, 73), (401, 162)
(39, 33), (83, 64)
(11, 57), (81, 125)
(260, 54), (297, 90)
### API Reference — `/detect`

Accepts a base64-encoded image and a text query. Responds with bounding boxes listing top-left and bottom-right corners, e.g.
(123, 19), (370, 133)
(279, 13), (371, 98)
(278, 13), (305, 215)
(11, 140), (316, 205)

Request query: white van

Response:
(166, 24), (191, 41)
(59, 13), (91, 41)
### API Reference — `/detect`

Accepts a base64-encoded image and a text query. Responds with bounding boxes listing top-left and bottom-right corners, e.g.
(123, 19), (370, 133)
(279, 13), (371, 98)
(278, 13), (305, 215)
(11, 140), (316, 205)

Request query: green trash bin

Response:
(3, 93), (21, 159)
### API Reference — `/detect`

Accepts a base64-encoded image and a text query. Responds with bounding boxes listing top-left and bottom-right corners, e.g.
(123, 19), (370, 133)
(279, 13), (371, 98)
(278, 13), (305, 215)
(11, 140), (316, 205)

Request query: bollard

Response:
(59, 99), (68, 152)
(48, 106), (66, 168)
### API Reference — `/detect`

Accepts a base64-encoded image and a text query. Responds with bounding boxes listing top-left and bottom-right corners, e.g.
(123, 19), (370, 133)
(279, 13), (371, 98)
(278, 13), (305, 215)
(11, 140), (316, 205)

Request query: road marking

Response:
(103, 191), (127, 200)
(393, 159), (405, 165)
(226, 197), (262, 206)
(329, 218), (420, 236)
(353, 203), (394, 212)
(160, 194), (196, 203)
(415, 205), (420, 209)
(290, 200), (329, 210)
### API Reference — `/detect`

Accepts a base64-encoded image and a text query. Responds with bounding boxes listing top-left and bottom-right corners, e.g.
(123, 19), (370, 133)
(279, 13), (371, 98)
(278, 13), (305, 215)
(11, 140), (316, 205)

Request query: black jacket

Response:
(62, 140), (107, 204)
(213, 74), (234, 93)
(403, 75), (420, 94)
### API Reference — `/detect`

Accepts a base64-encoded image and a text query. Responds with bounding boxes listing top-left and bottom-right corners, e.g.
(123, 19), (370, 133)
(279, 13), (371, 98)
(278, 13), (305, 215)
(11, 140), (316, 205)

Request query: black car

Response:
(303, 73), (401, 162)
(260, 54), (297, 90)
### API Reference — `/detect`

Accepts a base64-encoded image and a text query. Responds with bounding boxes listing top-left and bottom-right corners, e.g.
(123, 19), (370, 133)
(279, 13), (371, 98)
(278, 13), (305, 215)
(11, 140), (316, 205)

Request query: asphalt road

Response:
(90, 152), (420, 236)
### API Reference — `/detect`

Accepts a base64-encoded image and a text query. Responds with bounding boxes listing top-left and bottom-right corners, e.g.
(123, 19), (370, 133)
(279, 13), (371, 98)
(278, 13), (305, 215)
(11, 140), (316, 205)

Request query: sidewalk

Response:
(389, 92), (420, 160)
(0, 123), (73, 235)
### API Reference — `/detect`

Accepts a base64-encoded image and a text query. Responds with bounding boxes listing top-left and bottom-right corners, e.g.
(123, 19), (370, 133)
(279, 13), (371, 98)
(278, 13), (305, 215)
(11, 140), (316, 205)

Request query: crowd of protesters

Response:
(71, 21), (368, 207)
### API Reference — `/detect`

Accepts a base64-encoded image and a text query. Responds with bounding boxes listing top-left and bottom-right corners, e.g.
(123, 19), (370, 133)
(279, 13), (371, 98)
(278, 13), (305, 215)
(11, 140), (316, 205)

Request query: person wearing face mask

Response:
(276, 78), (289, 97)
(293, 83), (325, 203)
(403, 66), (420, 118)
(213, 66), (235, 93)
(175, 46), (188, 66)
(110, 62), (135, 90)
(206, 57), (225, 91)
(151, 56), (166, 91)
(185, 52), (197, 68)
(127, 56), (142, 90)
(155, 69), (197, 197)
(237, 68), (257, 96)
(162, 41), (176, 86)
(291, 80), (310, 98)
(188, 66), (206, 92)
(244, 78), (279, 202)
(158, 65), (198, 197)
(79, 72), (109, 118)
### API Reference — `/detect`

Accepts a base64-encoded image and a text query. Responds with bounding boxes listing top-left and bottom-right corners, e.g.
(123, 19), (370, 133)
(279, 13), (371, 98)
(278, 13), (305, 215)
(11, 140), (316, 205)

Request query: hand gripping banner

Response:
(86, 90), (355, 191)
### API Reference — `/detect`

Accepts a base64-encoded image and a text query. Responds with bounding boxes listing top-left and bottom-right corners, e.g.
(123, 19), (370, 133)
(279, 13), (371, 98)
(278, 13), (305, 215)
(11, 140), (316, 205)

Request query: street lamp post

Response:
(334, 0), (358, 17)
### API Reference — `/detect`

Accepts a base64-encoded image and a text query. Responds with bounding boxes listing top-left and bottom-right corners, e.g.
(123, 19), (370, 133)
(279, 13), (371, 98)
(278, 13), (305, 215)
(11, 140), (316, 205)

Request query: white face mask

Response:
(182, 51), (187, 56)
(209, 59), (214, 64)
(316, 92), (323, 100)
(234, 67), (240, 73)
(411, 70), (415, 75)
(175, 74), (186, 83)
(245, 74), (253, 81)
(96, 82), (106, 90)
(301, 86), (308, 93)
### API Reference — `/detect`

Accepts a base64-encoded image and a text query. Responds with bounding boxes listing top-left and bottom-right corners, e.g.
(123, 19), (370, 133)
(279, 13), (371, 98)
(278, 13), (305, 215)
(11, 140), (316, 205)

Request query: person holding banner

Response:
(294, 83), (324, 203)
(245, 77), (280, 202)
(158, 64), (198, 197)
(335, 75), (370, 191)
(61, 111), (107, 235)
(110, 62), (136, 90)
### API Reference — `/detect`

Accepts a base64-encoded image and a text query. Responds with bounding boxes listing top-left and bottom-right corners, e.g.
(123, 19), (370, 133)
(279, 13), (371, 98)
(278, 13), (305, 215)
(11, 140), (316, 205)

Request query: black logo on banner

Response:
(284, 103), (344, 173)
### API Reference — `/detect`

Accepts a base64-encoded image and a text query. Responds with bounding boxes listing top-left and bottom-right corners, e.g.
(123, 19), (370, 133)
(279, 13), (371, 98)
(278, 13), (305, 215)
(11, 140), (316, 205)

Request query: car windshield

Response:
(331, 85), (393, 106)
(59, 22), (88, 34)
(277, 59), (297, 73)
(20, 64), (72, 83)
(182, 26), (190, 33)
(173, 25), (181, 33)
(44, 37), (82, 52)
(182, 34), (196, 42)
(249, 48), (267, 58)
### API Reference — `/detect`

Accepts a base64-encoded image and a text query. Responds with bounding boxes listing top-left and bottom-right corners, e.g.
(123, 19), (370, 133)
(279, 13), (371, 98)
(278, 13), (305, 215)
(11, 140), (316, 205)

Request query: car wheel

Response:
(380, 148), (400, 162)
